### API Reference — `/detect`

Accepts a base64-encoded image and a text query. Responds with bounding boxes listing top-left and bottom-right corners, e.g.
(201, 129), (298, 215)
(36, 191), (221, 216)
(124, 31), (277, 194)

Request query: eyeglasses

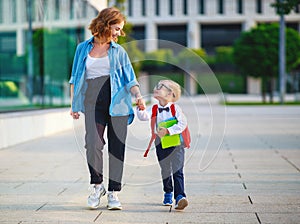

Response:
(155, 83), (172, 92)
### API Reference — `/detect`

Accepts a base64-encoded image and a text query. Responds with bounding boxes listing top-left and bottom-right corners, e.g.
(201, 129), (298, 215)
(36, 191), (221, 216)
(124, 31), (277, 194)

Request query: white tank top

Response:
(86, 54), (110, 79)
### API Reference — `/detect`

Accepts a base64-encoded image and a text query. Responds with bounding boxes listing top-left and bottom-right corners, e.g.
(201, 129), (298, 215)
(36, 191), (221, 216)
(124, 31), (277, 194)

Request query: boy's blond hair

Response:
(161, 79), (181, 102)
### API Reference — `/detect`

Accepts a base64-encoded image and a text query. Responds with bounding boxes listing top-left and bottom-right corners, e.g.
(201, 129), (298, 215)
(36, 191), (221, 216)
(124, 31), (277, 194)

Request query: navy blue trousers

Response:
(155, 138), (186, 199)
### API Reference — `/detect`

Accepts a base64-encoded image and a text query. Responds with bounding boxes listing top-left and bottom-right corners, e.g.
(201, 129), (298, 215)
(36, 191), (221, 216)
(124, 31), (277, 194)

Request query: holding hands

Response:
(136, 97), (146, 111)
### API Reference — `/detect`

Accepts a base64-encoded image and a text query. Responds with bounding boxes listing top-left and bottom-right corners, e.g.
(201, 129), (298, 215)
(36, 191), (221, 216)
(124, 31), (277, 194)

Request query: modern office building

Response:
(0, 0), (106, 56)
(0, 0), (299, 102)
(0, 0), (107, 107)
(109, 0), (300, 54)
(1, 0), (299, 56)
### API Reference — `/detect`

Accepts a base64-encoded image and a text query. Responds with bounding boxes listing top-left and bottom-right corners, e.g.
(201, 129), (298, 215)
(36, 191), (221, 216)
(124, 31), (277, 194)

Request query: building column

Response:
(84, 26), (90, 40)
(145, 21), (157, 52)
(243, 19), (256, 31)
(184, 71), (197, 96)
(16, 29), (25, 56)
(3, 0), (10, 23)
(187, 20), (200, 49)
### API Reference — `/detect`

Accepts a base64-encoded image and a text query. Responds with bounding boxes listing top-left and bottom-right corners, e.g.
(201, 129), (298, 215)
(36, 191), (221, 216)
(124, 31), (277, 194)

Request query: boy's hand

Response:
(157, 127), (169, 138)
(136, 98), (146, 110)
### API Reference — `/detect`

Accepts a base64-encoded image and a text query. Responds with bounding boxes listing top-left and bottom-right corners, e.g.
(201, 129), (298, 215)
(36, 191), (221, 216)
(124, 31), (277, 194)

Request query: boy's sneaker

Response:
(107, 191), (122, 210)
(87, 184), (106, 209)
(163, 192), (173, 206)
(175, 195), (188, 210)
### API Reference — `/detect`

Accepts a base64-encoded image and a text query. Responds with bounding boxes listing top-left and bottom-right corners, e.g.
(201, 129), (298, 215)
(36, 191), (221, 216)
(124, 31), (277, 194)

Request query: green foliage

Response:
(271, 0), (300, 15)
(176, 48), (206, 63)
(215, 46), (234, 64)
(117, 22), (133, 44)
(286, 28), (300, 70)
(143, 49), (174, 67)
(215, 73), (245, 94)
(233, 23), (300, 78)
(149, 73), (184, 90)
(0, 81), (19, 97)
(122, 40), (144, 77)
(196, 73), (245, 94)
(174, 48), (207, 72)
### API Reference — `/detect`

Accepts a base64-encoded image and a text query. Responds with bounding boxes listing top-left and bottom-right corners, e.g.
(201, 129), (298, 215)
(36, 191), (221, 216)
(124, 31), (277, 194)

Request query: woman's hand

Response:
(131, 85), (145, 110)
(70, 109), (80, 119)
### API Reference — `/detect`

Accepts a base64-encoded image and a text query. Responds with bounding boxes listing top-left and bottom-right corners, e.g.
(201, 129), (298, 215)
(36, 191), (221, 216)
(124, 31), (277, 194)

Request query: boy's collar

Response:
(158, 102), (173, 108)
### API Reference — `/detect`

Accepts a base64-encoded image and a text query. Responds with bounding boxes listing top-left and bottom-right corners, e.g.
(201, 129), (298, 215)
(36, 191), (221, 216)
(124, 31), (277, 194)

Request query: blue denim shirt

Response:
(69, 37), (139, 124)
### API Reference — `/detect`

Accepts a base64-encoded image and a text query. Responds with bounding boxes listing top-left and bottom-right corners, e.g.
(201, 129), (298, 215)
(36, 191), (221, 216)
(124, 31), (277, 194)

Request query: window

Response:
(82, 0), (87, 18)
(169, 0), (173, 15)
(42, 0), (48, 20)
(0, 33), (17, 54)
(142, 0), (146, 16)
(218, 0), (224, 14)
(131, 26), (145, 51)
(183, 0), (187, 15)
(256, 0), (262, 14)
(128, 0), (132, 16)
(70, 0), (74, 19)
(11, 0), (17, 23)
(25, 0), (35, 22)
(158, 25), (187, 50)
(156, 0), (160, 16)
(295, 4), (299, 13)
(54, 0), (60, 20)
(0, 0), (3, 23)
(201, 24), (242, 55)
(237, 0), (243, 14)
(199, 0), (205, 14)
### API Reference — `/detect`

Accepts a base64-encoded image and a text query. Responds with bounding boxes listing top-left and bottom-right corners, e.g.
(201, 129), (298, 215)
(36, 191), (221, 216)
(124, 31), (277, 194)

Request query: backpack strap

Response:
(171, 103), (191, 148)
(144, 103), (191, 157)
(143, 104), (158, 157)
(170, 103), (176, 117)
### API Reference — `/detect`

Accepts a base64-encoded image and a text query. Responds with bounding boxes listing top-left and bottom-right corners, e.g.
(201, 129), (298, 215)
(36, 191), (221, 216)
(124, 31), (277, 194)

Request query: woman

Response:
(69, 7), (145, 210)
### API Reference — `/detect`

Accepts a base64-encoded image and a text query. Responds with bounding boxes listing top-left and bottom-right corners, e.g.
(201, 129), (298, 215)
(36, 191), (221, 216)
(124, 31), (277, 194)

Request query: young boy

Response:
(137, 79), (189, 210)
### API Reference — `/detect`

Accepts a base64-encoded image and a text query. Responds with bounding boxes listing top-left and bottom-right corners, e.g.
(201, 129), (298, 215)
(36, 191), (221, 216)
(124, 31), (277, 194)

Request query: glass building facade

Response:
(0, 0), (100, 111)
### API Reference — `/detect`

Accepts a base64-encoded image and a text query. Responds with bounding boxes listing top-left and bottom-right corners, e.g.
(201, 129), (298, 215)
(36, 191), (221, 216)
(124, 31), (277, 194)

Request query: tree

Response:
(271, 0), (300, 103)
(271, 0), (300, 14)
(233, 23), (300, 102)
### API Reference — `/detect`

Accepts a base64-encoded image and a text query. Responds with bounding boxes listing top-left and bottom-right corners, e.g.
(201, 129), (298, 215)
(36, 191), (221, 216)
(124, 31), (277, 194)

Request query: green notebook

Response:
(158, 117), (181, 149)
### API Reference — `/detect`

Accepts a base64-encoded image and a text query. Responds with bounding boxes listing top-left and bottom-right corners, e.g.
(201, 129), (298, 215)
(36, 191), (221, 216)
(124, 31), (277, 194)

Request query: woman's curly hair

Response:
(89, 7), (126, 43)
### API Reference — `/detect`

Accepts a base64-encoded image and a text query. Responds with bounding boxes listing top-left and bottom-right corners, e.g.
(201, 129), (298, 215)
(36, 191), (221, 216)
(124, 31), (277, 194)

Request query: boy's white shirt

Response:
(136, 102), (187, 136)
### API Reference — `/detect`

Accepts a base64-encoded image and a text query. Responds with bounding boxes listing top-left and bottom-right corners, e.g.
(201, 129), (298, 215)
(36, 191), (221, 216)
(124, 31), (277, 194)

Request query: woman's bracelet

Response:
(135, 92), (142, 100)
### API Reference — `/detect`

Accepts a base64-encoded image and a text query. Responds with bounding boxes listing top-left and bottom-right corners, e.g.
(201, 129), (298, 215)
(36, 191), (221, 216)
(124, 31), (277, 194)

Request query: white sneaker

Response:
(87, 184), (106, 209)
(107, 191), (122, 210)
(174, 197), (188, 210)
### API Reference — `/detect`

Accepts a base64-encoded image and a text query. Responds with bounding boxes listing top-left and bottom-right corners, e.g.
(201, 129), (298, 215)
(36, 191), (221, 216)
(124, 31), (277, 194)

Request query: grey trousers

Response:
(84, 76), (128, 191)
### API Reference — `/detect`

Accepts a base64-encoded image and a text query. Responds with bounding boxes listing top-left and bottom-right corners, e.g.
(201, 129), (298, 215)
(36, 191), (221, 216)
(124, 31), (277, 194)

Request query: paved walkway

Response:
(0, 96), (300, 224)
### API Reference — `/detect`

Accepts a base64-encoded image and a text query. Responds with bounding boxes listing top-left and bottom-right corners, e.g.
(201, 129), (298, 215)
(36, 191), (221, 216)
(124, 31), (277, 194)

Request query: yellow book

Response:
(158, 118), (181, 149)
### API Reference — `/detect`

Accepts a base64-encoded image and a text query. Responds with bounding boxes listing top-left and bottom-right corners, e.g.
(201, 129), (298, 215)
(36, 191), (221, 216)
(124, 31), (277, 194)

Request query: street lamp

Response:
(279, 0), (286, 104)
(26, 0), (34, 104)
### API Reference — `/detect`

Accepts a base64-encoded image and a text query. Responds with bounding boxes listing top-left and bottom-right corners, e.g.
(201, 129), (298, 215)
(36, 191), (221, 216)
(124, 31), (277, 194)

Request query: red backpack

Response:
(143, 104), (191, 157)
